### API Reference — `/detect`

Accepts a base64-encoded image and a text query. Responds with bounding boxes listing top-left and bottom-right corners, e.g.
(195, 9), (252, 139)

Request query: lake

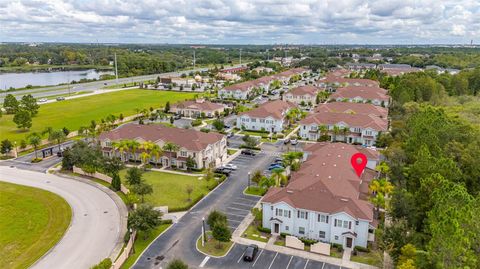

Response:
(0, 69), (114, 89)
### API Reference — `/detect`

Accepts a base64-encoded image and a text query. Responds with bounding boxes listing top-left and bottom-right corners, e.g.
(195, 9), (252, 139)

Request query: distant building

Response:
(171, 99), (225, 118)
(345, 63), (377, 71)
(283, 85), (321, 106)
(329, 86), (389, 107)
(236, 100), (296, 133)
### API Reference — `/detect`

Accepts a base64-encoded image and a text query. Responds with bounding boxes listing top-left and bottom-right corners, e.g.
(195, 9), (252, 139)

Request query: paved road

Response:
(133, 149), (277, 269)
(0, 166), (126, 269)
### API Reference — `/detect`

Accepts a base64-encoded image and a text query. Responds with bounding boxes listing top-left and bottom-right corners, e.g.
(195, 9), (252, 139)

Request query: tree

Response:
(242, 134), (257, 148)
(397, 244), (417, 268)
(207, 210), (227, 228)
(185, 185), (193, 202)
(251, 170), (263, 184)
(186, 156), (196, 171)
(125, 167), (143, 185)
(0, 139), (13, 155)
(13, 109), (32, 130)
(167, 259), (188, 269)
(20, 94), (39, 116)
(127, 140), (140, 162)
(113, 140), (130, 162)
(128, 204), (162, 239)
(102, 157), (124, 175)
(132, 182), (153, 203)
(27, 132), (42, 160)
(162, 142), (180, 152)
(3, 94), (19, 114)
(271, 168), (287, 186)
(212, 119), (225, 131)
(165, 101), (171, 112)
(49, 130), (66, 152)
(259, 176), (275, 189)
(111, 173), (121, 191)
(211, 220), (231, 245)
(150, 144), (163, 167)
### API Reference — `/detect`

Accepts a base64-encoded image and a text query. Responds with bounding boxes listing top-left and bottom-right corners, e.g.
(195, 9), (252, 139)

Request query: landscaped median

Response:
(0, 181), (71, 269)
(196, 231), (234, 257)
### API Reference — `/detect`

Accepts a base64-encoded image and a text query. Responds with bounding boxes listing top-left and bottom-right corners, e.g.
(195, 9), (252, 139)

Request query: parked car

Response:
(56, 97), (65, 101)
(214, 168), (231, 176)
(38, 98), (48, 103)
(173, 114), (182, 120)
(223, 164), (238, 170)
(226, 132), (234, 138)
(241, 149), (256, 156)
(243, 244), (259, 262)
(274, 157), (283, 162)
(290, 139), (298, 145)
(268, 164), (284, 170)
(283, 138), (290, 144)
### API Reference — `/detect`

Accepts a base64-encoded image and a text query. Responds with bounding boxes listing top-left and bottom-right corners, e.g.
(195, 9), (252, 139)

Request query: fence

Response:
(285, 235), (305, 250)
(73, 166), (129, 194)
(111, 230), (136, 269)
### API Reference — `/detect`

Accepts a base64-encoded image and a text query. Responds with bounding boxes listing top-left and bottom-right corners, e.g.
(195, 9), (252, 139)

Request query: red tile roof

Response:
(222, 68), (308, 92)
(330, 86), (389, 101)
(172, 100), (224, 112)
(263, 143), (378, 221)
(322, 74), (379, 87)
(315, 102), (388, 119)
(239, 100), (296, 120)
(300, 111), (388, 131)
(99, 123), (224, 151)
(287, 85), (321, 96)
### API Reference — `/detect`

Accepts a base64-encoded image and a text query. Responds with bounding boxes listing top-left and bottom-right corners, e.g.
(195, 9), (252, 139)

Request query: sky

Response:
(1, 0), (480, 44)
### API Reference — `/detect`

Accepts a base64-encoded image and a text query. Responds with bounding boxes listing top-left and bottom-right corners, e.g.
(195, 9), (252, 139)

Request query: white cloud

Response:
(0, 0), (479, 43)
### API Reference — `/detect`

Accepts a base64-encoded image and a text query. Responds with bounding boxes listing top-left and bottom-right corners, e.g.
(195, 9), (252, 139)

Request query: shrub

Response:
(169, 194), (204, 212)
(90, 258), (112, 269)
(354, 246), (370, 253)
(200, 128), (210, 133)
(191, 119), (202, 127)
(162, 219), (173, 225)
(280, 232), (291, 238)
(251, 208), (262, 222)
(166, 259), (188, 269)
(257, 226), (271, 233)
(331, 243), (344, 252)
(299, 237), (318, 246)
(207, 210), (227, 228)
(276, 133), (285, 139)
(31, 158), (43, 163)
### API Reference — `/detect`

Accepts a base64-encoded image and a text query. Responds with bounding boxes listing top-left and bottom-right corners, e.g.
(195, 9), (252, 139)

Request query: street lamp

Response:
(201, 217), (206, 247)
(13, 141), (17, 158)
(247, 171), (251, 191)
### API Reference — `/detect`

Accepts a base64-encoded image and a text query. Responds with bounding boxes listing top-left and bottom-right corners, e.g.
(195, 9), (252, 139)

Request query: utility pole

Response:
(239, 49), (242, 65)
(193, 50), (196, 69)
(114, 52), (119, 85)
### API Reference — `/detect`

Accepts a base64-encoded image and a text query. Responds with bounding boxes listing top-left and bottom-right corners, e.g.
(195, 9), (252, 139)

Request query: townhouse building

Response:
(283, 85), (321, 106)
(298, 111), (388, 146)
(314, 102), (388, 119)
(236, 100), (296, 133)
(329, 86), (390, 107)
(171, 99), (225, 118)
(318, 76), (380, 89)
(262, 143), (379, 248)
(218, 81), (257, 100)
(99, 123), (227, 170)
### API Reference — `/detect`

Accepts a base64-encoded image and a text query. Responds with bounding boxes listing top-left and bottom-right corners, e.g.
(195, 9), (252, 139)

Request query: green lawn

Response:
(0, 181), (72, 269)
(244, 186), (267, 196)
(120, 223), (171, 269)
(120, 170), (215, 211)
(242, 223), (270, 243)
(351, 250), (383, 267)
(227, 149), (238, 155)
(196, 232), (233, 257)
(0, 90), (197, 143)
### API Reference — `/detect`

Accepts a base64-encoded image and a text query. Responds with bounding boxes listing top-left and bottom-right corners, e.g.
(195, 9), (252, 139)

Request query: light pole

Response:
(202, 217), (206, 246)
(13, 141), (17, 158)
(247, 171), (251, 191)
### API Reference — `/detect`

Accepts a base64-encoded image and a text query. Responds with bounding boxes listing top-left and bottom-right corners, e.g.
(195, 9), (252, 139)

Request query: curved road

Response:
(0, 166), (126, 269)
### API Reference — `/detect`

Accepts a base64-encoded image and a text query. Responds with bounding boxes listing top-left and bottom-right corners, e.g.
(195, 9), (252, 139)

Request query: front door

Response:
(274, 223), (279, 234)
(346, 237), (353, 248)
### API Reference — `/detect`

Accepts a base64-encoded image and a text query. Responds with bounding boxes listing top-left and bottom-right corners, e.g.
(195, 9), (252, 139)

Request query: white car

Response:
(223, 164), (238, 170)
(38, 98), (48, 103)
(290, 139), (298, 145)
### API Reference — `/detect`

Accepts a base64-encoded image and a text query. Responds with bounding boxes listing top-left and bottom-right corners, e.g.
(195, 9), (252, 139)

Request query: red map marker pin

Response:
(351, 153), (367, 177)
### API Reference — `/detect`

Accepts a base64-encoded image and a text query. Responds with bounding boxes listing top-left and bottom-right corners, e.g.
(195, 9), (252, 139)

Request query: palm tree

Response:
(128, 140), (141, 162)
(113, 140), (130, 162)
(140, 151), (151, 169)
(370, 193), (385, 219)
(150, 144), (163, 167)
(271, 168), (287, 187)
(341, 127), (349, 143)
(375, 162), (390, 178)
(332, 125), (340, 142)
(27, 132), (42, 160)
(319, 125), (328, 140)
(162, 142), (180, 152)
(49, 130), (66, 152)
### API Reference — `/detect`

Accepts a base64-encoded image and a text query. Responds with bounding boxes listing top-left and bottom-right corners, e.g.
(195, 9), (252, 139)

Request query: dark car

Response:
(283, 138), (290, 144)
(226, 132), (234, 138)
(243, 244), (259, 262)
(241, 149), (256, 156)
(173, 114), (182, 120)
(214, 168), (231, 176)
(56, 96), (65, 101)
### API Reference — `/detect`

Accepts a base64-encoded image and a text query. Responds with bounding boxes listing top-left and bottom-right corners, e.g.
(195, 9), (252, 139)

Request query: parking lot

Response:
(205, 243), (344, 269)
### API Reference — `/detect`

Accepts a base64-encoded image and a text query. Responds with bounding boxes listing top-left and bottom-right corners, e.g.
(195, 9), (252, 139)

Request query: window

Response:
(251, 118), (256, 123)
(356, 221), (359, 225)
(297, 211), (308, 219)
(318, 214), (327, 223)
(285, 226), (289, 231)
(284, 210), (289, 217)
(335, 235), (339, 240)
(343, 220), (349, 228)
(299, 227), (305, 235)
(278, 209), (283, 216)
(319, 231), (326, 239)
(260, 119), (265, 123)
(180, 151), (187, 157)
(271, 206), (273, 210)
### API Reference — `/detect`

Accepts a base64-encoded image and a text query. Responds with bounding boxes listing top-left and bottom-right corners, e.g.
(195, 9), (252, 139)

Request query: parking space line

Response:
(252, 248), (264, 267)
(199, 256), (210, 268)
(322, 262), (325, 269)
(286, 256), (293, 269)
(267, 252), (278, 269)
(227, 207), (250, 212)
(226, 212), (246, 218)
(303, 259), (309, 269)
(237, 249), (247, 263)
(231, 202), (254, 207)
(228, 219), (241, 223)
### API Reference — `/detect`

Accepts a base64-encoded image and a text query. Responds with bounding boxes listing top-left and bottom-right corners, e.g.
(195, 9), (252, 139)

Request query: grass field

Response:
(0, 181), (71, 269)
(0, 90), (197, 143)
(119, 170), (213, 211)
(196, 232), (234, 257)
